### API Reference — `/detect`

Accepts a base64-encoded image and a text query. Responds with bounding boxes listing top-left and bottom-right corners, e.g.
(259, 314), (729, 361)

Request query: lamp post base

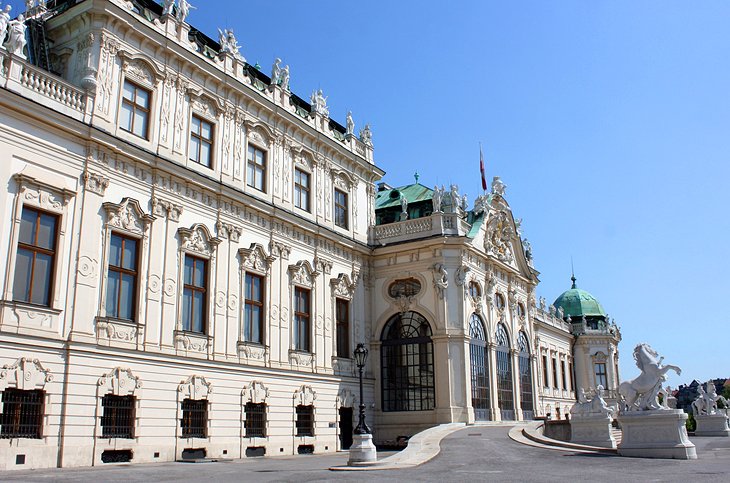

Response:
(348, 433), (377, 465)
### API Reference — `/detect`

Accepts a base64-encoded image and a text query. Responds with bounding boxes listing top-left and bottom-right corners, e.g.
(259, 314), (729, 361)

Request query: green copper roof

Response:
(553, 276), (606, 318)
(375, 183), (433, 210)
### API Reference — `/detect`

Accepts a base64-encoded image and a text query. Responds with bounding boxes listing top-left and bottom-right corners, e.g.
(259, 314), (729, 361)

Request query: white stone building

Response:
(0, 0), (620, 470)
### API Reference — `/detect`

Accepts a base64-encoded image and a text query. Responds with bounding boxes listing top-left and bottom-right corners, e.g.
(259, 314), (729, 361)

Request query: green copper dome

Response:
(553, 276), (606, 318)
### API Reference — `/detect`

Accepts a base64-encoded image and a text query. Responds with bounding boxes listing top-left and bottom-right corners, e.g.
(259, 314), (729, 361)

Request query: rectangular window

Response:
(335, 298), (349, 358)
(594, 362), (607, 389)
(295, 405), (314, 437)
(182, 255), (207, 333)
(106, 234), (138, 321)
(551, 357), (558, 389)
(294, 169), (310, 212)
(246, 145), (266, 192)
(293, 287), (310, 352)
(244, 273), (264, 344)
(560, 360), (567, 390)
(120, 80), (150, 139)
(13, 207), (57, 307)
(334, 189), (348, 229)
(189, 115), (214, 168)
(569, 361), (575, 392)
(100, 394), (135, 439)
(180, 399), (207, 438)
(542, 355), (549, 388)
(244, 402), (266, 438)
(0, 389), (44, 439)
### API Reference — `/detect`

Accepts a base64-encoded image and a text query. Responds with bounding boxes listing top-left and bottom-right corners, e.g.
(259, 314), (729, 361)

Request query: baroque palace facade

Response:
(0, 0), (620, 470)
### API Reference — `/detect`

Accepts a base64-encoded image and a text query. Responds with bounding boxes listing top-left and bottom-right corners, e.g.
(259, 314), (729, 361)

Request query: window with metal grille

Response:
(182, 255), (207, 333)
(189, 115), (214, 168)
(244, 273), (264, 344)
(120, 80), (150, 139)
(181, 399), (207, 438)
(293, 287), (310, 352)
(334, 189), (348, 229)
(294, 168), (310, 212)
(244, 402), (266, 438)
(518, 332), (533, 418)
(335, 298), (349, 358)
(295, 405), (314, 437)
(106, 233), (138, 321)
(469, 314), (490, 420)
(495, 324), (514, 420)
(0, 389), (44, 439)
(381, 311), (435, 412)
(100, 394), (135, 439)
(246, 145), (267, 192)
(13, 207), (58, 307)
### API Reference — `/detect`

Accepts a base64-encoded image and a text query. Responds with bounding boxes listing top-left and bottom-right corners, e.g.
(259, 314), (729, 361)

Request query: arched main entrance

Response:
(518, 331), (534, 420)
(496, 323), (515, 420)
(469, 314), (491, 421)
(381, 311), (435, 412)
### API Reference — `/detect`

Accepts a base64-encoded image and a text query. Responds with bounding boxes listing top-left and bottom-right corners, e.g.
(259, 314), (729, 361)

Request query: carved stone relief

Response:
(0, 357), (53, 391)
(243, 380), (269, 404)
(103, 198), (153, 234)
(98, 367), (141, 396)
(178, 223), (220, 257)
(239, 243), (273, 273)
(178, 375), (212, 400)
(293, 385), (316, 406)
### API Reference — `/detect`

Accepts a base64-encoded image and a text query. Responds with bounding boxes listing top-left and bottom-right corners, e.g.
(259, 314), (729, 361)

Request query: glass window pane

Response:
(189, 137), (200, 162)
(193, 291), (205, 332)
(133, 110), (147, 138)
(182, 289), (192, 331)
(120, 273), (135, 320)
(109, 234), (122, 267)
(31, 253), (52, 306)
(119, 103), (132, 131)
(12, 248), (33, 302)
(201, 121), (211, 139)
(200, 142), (211, 167)
(193, 260), (205, 287)
(19, 209), (36, 245)
(37, 214), (56, 250)
(191, 116), (201, 133)
(136, 87), (149, 108)
(252, 276), (261, 300)
(184, 257), (193, 285)
(251, 306), (260, 342)
(106, 271), (120, 318)
(123, 82), (135, 100)
(122, 238), (137, 271)
(247, 145), (254, 161)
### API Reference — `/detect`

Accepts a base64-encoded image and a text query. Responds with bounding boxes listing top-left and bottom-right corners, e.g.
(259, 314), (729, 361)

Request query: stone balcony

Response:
(369, 212), (472, 246)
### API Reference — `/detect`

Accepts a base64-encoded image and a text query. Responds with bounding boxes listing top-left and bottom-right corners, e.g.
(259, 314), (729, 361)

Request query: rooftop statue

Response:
(619, 343), (681, 411)
(162, 0), (175, 16)
(176, 0), (194, 23)
(279, 65), (290, 90)
(310, 89), (329, 117)
(0, 5), (11, 46)
(432, 185), (444, 213)
(218, 28), (244, 62)
(491, 176), (506, 197)
(473, 194), (489, 215)
(449, 184), (460, 213)
(5, 14), (26, 57)
(692, 381), (730, 416)
(346, 111), (354, 136)
(359, 124), (372, 146)
(271, 57), (281, 85)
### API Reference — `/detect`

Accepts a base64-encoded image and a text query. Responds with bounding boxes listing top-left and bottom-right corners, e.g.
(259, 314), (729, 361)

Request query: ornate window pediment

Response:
(330, 273), (356, 299)
(293, 385), (316, 406)
(244, 120), (275, 146)
(0, 357), (53, 391)
(593, 351), (607, 363)
(103, 197), (154, 235)
(178, 223), (221, 257)
(189, 90), (222, 120)
(243, 380), (270, 404)
(331, 168), (354, 190)
(288, 260), (318, 287)
(98, 367), (141, 396)
(119, 50), (163, 86)
(239, 243), (273, 273)
(178, 375), (212, 400)
(14, 172), (75, 214)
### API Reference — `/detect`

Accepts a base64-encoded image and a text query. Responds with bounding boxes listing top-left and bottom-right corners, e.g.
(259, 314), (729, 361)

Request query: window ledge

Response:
(95, 317), (143, 344)
(237, 341), (268, 362)
(331, 356), (355, 376)
(288, 349), (314, 368)
(174, 330), (211, 353)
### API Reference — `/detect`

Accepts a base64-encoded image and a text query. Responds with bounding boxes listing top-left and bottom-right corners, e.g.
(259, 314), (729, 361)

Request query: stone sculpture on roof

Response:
(5, 14), (26, 57)
(218, 28), (244, 61)
(491, 176), (506, 197)
(176, 0), (193, 23)
(162, 0), (175, 16)
(311, 89), (329, 117)
(271, 57), (281, 84)
(279, 65), (290, 90)
(359, 124), (372, 146)
(432, 185), (444, 213)
(0, 5), (11, 45)
(346, 111), (354, 136)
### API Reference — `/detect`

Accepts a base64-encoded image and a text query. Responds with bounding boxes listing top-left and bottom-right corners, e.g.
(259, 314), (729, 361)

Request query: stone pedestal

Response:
(695, 414), (730, 437)
(618, 409), (696, 459)
(348, 433), (377, 465)
(570, 414), (616, 448)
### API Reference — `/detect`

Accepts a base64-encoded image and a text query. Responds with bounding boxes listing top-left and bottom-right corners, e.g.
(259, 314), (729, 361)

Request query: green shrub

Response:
(686, 413), (696, 432)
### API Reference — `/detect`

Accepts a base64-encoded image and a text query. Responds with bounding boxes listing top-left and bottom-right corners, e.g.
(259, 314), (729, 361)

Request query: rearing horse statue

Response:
(619, 343), (681, 411)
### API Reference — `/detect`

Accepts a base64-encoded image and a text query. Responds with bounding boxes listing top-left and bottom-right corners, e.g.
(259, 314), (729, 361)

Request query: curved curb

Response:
(510, 421), (618, 455)
(330, 423), (466, 471)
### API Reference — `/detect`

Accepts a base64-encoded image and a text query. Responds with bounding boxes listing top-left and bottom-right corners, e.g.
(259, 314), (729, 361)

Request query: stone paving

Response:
(2, 426), (729, 482)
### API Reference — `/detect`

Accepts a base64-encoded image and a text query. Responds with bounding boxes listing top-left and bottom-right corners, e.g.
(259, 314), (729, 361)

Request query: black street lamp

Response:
(353, 343), (370, 435)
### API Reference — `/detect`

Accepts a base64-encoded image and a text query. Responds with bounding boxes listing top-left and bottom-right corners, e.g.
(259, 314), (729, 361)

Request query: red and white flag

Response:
(480, 144), (487, 191)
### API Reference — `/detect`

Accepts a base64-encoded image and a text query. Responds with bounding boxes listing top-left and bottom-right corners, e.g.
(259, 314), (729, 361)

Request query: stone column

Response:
(487, 342), (500, 421)
(511, 348), (522, 421)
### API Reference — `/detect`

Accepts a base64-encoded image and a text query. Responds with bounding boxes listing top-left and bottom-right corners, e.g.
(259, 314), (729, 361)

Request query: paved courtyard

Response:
(3, 426), (729, 482)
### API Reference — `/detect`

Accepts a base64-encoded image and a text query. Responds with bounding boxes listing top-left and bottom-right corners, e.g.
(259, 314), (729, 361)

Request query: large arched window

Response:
(518, 331), (534, 420)
(381, 311), (435, 412)
(495, 323), (514, 420)
(469, 314), (491, 421)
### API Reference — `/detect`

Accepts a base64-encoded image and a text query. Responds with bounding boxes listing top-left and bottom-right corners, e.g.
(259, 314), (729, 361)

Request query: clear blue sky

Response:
(17, 1), (730, 387)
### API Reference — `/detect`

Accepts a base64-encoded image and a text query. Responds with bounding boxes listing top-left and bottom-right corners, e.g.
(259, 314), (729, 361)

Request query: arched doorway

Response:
(518, 331), (534, 420)
(496, 323), (514, 420)
(469, 314), (491, 421)
(381, 311), (435, 412)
